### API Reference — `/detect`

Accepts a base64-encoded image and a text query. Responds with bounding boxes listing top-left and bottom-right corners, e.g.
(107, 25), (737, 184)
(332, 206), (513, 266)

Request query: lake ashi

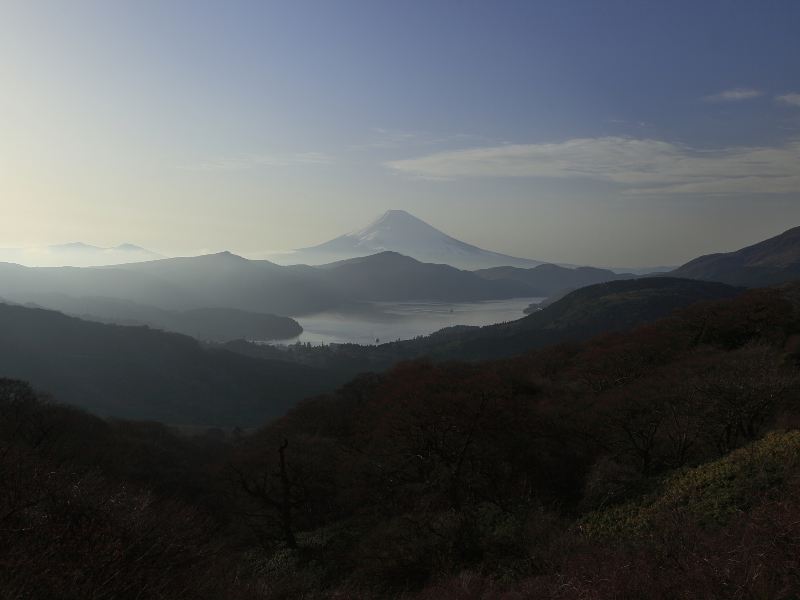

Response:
(274, 297), (544, 346)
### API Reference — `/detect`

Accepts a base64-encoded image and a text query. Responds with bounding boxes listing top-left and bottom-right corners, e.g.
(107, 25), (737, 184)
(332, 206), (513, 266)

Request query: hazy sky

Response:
(2, 0), (800, 267)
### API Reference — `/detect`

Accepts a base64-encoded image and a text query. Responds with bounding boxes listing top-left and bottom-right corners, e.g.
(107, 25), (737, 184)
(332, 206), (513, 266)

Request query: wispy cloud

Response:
(386, 137), (800, 195)
(606, 118), (649, 129)
(777, 93), (800, 107)
(360, 128), (426, 149)
(702, 88), (764, 103)
(180, 152), (333, 171)
(184, 129), (486, 171)
(346, 128), (488, 152)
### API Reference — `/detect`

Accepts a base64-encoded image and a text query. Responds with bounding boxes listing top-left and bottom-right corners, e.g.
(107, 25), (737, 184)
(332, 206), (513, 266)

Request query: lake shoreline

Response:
(265, 297), (545, 346)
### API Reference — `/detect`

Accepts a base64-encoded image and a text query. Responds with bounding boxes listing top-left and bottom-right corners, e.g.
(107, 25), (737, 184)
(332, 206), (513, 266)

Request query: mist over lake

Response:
(276, 297), (544, 345)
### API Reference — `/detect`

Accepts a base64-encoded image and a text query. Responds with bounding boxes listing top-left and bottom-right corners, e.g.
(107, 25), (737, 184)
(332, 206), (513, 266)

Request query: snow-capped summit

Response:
(339, 210), (461, 253)
(282, 210), (543, 270)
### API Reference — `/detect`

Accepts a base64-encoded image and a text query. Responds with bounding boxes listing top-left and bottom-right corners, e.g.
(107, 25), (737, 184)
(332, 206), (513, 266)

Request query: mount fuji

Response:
(280, 210), (544, 270)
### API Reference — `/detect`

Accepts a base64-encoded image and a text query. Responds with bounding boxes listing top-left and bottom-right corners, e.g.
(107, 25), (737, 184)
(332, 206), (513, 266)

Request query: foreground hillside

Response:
(225, 283), (800, 596)
(0, 303), (340, 425)
(2, 282), (799, 598)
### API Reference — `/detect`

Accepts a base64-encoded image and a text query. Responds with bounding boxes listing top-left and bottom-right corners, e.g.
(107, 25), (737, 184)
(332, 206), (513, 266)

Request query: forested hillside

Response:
(0, 303), (341, 425)
(3, 282), (800, 598)
(473, 262), (632, 297)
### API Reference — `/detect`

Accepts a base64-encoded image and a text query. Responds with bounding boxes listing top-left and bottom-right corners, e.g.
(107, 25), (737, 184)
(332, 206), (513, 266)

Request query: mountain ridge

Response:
(474, 263), (637, 297)
(0, 242), (164, 268)
(0, 249), (537, 323)
(671, 225), (800, 286)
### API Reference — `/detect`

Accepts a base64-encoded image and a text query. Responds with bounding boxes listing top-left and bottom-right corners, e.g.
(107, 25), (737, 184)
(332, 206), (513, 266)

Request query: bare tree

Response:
(232, 438), (306, 549)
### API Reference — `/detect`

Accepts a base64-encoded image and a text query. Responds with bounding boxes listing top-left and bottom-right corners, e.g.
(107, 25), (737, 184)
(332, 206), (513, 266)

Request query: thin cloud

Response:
(180, 152), (333, 171)
(702, 88), (764, 103)
(346, 128), (488, 152)
(386, 137), (800, 195)
(777, 93), (800, 107)
(606, 118), (649, 128)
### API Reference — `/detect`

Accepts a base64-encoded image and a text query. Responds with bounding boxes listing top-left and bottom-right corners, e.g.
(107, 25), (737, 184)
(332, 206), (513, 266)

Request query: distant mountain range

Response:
(0, 251), (540, 337)
(3, 222), (799, 351)
(671, 226), (800, 287)
(0, 242), (164, 267)
(3, 211), (672, 275)
(281, 210), (546, 269)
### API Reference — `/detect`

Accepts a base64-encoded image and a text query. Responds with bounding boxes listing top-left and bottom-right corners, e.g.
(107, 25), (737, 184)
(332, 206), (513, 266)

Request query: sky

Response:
(1, 0), (800, 267)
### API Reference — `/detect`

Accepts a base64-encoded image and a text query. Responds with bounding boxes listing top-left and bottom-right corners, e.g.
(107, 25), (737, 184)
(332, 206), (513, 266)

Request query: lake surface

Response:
(274, 297), (543, 346)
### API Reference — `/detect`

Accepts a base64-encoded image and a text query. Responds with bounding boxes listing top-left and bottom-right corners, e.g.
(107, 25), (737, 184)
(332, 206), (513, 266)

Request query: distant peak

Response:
(202, 250), (248, 261)
(377, 209), (424, 223)
(366, 250), (425, 265)
(51, 242), (98, 250)
(321, 250), (420, 268)
(383, 209), (414, 217)
(356, 209), (440, 234)
(371, 250), (411, 259)
(115, 243), (146, 251)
